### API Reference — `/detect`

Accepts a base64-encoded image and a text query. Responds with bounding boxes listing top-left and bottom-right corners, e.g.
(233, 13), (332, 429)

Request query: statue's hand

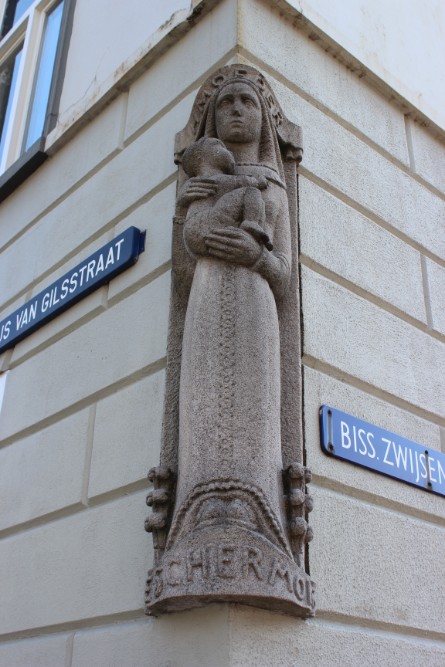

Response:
(176, 178), (217, 210)
(205, 227), (263, 267)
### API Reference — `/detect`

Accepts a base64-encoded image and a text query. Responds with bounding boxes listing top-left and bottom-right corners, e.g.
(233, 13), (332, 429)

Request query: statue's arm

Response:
(252, 248), (290, 300)
(252, 196), (291, 300)
(175, 177), (217, 217)
(173, 176), (218, 292)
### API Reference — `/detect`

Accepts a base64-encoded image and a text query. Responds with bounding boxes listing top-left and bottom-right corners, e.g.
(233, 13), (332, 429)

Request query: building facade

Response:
(0, 0), (444, 664)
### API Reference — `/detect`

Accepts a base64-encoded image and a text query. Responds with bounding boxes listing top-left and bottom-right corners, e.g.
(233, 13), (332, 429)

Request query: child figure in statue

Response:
(180, 136), (273, 257)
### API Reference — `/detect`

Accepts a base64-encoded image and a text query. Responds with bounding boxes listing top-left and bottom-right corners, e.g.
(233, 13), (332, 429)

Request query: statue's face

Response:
(215, 82), (262, 145)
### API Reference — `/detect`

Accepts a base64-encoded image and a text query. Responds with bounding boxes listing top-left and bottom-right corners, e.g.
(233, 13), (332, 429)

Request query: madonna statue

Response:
(145, 65), (315, 617)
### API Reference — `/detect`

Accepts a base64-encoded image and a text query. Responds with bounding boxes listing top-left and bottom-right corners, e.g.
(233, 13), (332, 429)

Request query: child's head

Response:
(182, 137), (235, 177)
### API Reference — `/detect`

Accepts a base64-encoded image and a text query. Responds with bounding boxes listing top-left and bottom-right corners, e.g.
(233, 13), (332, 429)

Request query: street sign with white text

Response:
(0, 226), (145, 354)
(320, 405), (445, 497)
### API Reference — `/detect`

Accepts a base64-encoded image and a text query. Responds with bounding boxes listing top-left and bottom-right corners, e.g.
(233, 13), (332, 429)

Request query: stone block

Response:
(88, 370), (165, 498)
(409, 118), (445, 194)
(1, 272), (170, 441)
(0, 409), (89, 531)
(71, 609), (230, 667)
(0, 635), (70, 666)
(1, 292), (33, 328)
(0, 352), (11, 373)
(0, 96), (126, 252)
(299, 177), (426, 322)
(0, 90), (193, 311)
(0, 371), (7, 409)
(239, 0), (410, 165)
(6, 232), (111, 365)
(0, 294), (26, 370)
(0, 229), (110, 332)
(108, 183), (175, 302)
(310, 485), (445, 633)
(56, 0), (196, 134)
(229, 606), (445, 667)
(9, 288), (108, 366)
(267, 74), (445, 260)
(302, 266), (445, 419)
(124, 0), (237, 141)
(425, 258), (445, 336)
(303, 366), (445, 520)
(0, 492), (150, 635)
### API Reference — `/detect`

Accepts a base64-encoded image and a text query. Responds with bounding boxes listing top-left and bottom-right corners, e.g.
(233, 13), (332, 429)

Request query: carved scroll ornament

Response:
(145, 65), (315, 617)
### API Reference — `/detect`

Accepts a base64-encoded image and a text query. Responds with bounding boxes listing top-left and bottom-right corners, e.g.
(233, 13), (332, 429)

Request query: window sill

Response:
(0, 137), (47, 204)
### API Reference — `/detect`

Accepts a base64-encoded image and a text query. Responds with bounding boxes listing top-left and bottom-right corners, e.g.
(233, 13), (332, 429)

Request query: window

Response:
(0, 0), (74, 198)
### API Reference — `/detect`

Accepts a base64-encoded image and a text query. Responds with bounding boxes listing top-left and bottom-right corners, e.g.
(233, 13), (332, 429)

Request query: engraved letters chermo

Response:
(145, 65), (315, 617)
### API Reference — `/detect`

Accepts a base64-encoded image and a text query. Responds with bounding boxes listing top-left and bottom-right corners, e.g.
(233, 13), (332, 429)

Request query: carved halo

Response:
(174, 64), (303, 165)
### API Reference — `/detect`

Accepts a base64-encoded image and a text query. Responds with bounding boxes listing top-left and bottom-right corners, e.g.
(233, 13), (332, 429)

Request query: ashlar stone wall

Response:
(0, 0), (444, 665)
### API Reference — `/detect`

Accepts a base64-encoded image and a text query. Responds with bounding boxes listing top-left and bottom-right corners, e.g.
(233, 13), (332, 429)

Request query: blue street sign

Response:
(0, 226), (145, 354)
(320, 405), (445, 497)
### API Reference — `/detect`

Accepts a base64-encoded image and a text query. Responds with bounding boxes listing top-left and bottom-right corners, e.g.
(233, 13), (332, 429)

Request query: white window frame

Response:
(0, 0), (74, 194)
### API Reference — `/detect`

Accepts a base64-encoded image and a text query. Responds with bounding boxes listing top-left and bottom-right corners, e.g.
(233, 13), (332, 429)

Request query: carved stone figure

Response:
(145, 65), (315, 617)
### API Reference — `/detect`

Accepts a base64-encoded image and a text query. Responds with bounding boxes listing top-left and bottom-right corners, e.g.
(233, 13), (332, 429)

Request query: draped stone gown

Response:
(171, 170), (291, 550)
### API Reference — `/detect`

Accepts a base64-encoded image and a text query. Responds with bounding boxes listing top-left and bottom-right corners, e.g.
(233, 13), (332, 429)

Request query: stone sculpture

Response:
(145, 65), (315, 617)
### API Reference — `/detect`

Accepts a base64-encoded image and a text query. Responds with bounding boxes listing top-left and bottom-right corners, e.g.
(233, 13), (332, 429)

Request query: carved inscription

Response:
(146, 543), (315, 610)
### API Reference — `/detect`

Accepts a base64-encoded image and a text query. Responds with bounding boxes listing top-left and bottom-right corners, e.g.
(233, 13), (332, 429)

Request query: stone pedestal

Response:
(146, 484), (315, 617)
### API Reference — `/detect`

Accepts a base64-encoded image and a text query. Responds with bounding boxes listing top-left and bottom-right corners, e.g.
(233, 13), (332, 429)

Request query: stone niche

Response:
(145, 64), (315, 617)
